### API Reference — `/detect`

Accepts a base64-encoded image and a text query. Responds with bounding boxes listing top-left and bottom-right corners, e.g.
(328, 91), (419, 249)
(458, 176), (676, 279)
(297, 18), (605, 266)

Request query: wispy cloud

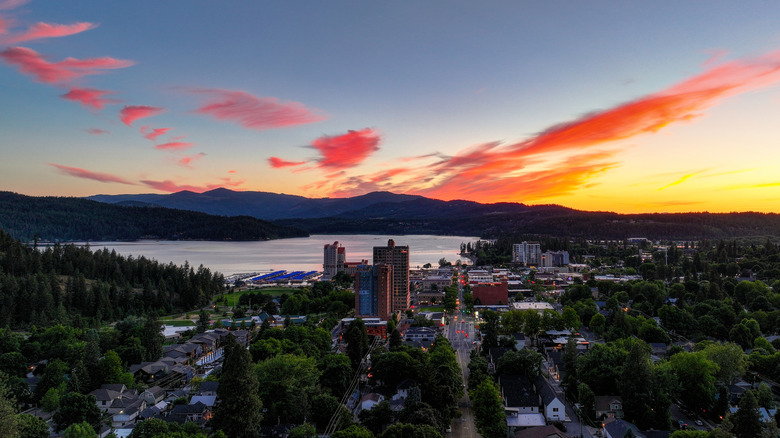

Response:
(0, 46), (134, 84)
(61, 87), (119, 110)
(154, 141), (194, 151)
(49, 163), (134, 185)
(1, 21), (97, 44)
(0, 0), (28, 11)
(140, 126), (170, 141)
(140, 177), (244, 193)
(178, 153), (206, 168)
(85, 128), (109, 135)
(119, 105), (164, 126)
(188, 88), (326, 130)
(658, 172), (700, 190)
(268, 157), (306, 168)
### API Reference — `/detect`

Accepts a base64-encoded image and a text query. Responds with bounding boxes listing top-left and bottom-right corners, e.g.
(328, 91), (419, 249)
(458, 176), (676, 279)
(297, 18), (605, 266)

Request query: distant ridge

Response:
(86, 189), (780, 240)
(89, 189), (424, 220)
(0, 191), (308, 242)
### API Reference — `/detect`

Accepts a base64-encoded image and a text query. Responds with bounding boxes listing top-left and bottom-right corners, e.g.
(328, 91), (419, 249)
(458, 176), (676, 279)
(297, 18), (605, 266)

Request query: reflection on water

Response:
(83, 234), (479, 276)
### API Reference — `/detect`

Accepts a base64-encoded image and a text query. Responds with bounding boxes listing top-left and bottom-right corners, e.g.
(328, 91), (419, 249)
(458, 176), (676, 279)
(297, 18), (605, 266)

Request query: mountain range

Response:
(87, 189), (780, 241)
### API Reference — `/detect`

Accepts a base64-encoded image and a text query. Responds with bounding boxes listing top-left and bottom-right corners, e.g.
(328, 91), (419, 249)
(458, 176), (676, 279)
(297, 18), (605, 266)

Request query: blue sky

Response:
(3, 1), (780, 212)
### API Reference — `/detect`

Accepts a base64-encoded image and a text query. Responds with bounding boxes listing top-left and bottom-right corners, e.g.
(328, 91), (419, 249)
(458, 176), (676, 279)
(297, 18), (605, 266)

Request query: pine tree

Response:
(733, 391), (762, 438)
(212, 334), (262, 438)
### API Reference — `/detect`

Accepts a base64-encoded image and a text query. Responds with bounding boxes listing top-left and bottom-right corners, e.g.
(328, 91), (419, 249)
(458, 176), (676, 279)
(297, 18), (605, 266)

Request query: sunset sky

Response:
(3, 1), (780, 213)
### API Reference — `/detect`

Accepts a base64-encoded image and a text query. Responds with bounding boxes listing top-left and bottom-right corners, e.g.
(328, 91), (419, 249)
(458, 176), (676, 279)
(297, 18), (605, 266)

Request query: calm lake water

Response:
(83, 234), (479, 276)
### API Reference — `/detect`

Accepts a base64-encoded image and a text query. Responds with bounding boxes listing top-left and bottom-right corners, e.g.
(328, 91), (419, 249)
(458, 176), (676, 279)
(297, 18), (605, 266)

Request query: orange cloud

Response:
(120, 105), (164, 126)
(0, 47), (134, 84)
(49, 163), (135, 185)
(310, 48), (780, 203)
(140, 177), (244, 193)
(1, 21), (97, 44)
(155, 141), (194, 151)
(268, 157), (306, 168)
(61, 87), (120, 109)
(85, 128), (109, 135)
(140, 126), (171, 141)
(189, 88), (326, 130)
(311, 128), (381, 170)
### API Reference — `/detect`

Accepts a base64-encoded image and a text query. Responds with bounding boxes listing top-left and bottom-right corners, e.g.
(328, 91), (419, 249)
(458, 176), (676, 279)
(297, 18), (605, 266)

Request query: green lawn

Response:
(218, 287), (299, 307)
(416, 306), (444, 312)
(160, 319), (196, 327)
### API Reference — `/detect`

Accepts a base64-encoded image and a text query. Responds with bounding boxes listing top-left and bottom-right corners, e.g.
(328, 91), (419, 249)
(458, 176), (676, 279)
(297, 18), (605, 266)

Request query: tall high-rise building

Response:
(373, 239), (410, 311)
(323, 241), (346, 280)
(512, 241), (541, 266)
(354, 263), (393, 320)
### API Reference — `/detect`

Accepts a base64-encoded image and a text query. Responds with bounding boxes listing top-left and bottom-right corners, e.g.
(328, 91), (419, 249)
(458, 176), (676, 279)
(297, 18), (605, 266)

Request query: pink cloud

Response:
(85, 128), (109, 135)
(140, 126), (171, 141)
(178, 153), (206, 168)
(0, 17), (8, 34)
(1, 22), (97, 44)
(61, 87), (120, 110)
(310, 128), (381, 170)
(0, 0), (28, 11)
(49, 163), (134, 185)
(140, 177), (244, 193)
(0, 46), (134, 84)
(154, 141), (194, 151)
(268, 157), (306, 168)
(119, 105), (164, 126)
(189, 88), (326, 130)
(228, 169), (237, 174)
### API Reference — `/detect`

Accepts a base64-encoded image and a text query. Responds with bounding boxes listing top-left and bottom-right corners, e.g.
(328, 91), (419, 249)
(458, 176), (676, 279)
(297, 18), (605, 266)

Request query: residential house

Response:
(500, 375), (540, 414)
(169, 401), (212, 425)
(514, 424), (570, 438)
(535, 376), (566, 422)
(594, 396), (623, 420)
(361, 393), (385, 411)
(199, 381), (219, 396)
(190, 395), (217, 408)
(513, 333), (527, 350)
(604, 419), (645, 438)
(90, 384), (130, 411)
(393, 379), (417, 400)
(130, 360), (174, 383)
(141, 386), (166, 406)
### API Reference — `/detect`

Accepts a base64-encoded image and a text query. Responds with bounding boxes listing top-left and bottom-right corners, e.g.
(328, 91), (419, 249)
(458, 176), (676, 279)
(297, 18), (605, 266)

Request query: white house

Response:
(536, 376), (566, 422)
(361, 393), (385, 411)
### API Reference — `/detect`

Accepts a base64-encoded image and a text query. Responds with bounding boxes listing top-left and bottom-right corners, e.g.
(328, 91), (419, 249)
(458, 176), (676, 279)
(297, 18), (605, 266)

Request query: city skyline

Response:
(3, 1), (780, 213)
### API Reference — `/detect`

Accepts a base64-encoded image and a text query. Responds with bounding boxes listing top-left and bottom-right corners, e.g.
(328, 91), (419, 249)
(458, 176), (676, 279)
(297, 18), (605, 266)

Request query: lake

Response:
(83, 234), (479, 276)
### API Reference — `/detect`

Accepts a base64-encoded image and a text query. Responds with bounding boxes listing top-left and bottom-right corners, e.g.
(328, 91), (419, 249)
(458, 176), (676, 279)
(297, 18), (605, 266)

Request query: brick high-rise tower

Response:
(373, 239), (410, 311)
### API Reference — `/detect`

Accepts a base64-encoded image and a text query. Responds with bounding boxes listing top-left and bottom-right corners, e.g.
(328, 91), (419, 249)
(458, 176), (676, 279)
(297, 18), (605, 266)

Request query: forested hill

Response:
(0, 191), (308, 242)
(0, 229), (225, 329)
(88, 188), (780, 240)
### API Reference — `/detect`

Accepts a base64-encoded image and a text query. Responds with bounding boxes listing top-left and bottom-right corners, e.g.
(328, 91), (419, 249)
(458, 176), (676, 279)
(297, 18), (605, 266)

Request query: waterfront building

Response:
(373, 239), (410, 311)
(323, 241), (346, 280)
